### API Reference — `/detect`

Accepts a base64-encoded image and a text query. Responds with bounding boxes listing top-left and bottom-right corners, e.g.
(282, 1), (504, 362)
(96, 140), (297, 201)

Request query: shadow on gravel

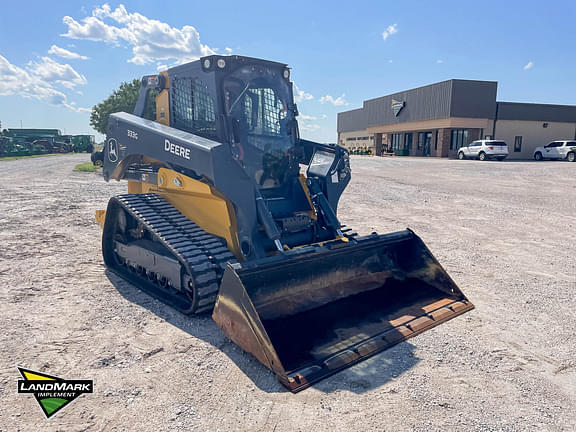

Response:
(106, 269), (420, 394)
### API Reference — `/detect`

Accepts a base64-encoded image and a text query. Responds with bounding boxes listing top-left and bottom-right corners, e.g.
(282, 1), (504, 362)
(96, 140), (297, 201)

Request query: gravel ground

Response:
(0, 154), (575, 431)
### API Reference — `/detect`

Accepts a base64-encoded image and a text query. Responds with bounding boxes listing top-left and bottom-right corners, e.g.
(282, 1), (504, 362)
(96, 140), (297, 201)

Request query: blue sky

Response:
(0, 1), (575, 142)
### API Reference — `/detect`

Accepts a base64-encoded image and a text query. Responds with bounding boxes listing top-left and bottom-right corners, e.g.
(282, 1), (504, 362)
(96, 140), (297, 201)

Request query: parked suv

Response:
(458, 140), (509, 161)
(533, 141), (576, 162)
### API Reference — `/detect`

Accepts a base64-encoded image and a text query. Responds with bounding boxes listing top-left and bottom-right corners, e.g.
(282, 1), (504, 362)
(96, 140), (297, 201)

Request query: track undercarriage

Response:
(102, 193), (235, 314)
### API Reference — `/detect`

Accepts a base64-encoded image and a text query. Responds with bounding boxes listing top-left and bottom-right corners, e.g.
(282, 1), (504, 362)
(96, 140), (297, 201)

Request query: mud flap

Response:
(212, 229), (474, 392)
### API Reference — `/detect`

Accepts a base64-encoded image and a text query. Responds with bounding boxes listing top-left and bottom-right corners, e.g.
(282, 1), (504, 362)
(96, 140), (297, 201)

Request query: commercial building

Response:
(337, 80), (576, 159)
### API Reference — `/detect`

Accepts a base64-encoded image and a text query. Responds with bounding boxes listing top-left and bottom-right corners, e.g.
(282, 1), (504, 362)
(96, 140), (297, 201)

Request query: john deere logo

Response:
(391, 99), (405, 116)
(107, 138), (118, 163)
(17, 367), (93, 419)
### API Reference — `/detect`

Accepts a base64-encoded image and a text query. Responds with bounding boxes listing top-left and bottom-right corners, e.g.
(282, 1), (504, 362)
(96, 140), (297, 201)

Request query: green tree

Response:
(90, 79), (157, 135)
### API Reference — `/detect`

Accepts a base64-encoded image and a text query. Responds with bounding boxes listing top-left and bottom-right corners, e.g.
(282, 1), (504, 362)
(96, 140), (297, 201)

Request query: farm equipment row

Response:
(0, 128), (95, 157)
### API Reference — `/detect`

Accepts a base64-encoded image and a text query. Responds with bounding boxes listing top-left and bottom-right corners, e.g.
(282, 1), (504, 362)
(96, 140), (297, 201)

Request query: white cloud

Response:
(388, 59), (394, 64)
(28, 57), (87, 89)
(62, 15), (121, 42)
(62, 4), (216, 65)
(523, 61), (534, 70)
(225, 47), (233, 54)
(299, 123), (321, 132)
(294, 84), (313, 103)
(436, 59), (444, 64)
(298, 112), (326, 132)
(319, 94), (349, 107)
(0, 55), (88, 112)
(67, 101), (90, 113)
(382, 24), (398, 41)
(48, 45), (89, 60)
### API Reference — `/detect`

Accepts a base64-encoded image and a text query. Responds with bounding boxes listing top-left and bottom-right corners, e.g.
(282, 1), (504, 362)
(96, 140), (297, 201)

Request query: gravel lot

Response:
(1, 154), (575, 431)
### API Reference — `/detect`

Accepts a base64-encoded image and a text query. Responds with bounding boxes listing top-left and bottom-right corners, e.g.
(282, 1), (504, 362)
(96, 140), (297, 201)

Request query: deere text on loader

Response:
(96, 55), (474, 391)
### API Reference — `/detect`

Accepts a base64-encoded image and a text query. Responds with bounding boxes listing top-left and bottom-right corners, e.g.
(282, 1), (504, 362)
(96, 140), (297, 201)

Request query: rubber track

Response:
(112, 193), (236, 314)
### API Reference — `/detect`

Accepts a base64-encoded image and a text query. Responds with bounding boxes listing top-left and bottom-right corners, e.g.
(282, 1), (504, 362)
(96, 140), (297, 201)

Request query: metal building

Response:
(337, 80), (576, 159)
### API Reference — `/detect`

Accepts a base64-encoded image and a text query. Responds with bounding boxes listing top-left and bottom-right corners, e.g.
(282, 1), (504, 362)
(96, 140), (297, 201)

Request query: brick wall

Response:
(437, 128), (451, 157)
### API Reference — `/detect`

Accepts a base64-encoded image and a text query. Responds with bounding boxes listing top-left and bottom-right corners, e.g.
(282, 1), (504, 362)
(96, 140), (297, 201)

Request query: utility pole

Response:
(20, 120), (23, 128)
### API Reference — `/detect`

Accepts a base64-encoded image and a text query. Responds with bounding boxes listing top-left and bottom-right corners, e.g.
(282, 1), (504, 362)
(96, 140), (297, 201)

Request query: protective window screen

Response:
(172, 78), (217, 138)
(193, 81), (216, 136)
(243, 88), (285, 136)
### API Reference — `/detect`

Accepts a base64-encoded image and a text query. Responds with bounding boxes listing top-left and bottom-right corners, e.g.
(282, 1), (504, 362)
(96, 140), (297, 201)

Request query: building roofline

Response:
(497, 101), (576, 109)
(338, 79), (500, 115)
(337, 107), (364, 115)
(362, 79), (498, 104)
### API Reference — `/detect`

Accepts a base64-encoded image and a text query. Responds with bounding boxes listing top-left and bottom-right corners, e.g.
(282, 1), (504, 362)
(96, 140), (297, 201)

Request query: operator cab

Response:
(222, 62), (298, 189)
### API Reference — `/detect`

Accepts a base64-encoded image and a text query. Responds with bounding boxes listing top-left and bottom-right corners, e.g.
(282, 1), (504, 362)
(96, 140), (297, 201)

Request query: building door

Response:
(391, 133), (402, 153)
(424, 132), (432, 156)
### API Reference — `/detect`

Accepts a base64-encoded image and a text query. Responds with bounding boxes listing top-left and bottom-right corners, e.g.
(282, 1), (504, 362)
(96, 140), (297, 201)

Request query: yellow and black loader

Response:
(95, 55), (474, 391)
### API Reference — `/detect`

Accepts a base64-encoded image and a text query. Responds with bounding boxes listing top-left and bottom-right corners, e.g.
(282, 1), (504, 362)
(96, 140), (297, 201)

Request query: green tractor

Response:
(64, 134), (95, 153)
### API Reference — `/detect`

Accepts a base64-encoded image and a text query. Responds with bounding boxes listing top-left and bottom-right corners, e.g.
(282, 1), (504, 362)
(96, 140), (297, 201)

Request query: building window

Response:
(434, 130), (438, 151)
(450, 129), (469, 150)
(543, 123), (549, 128)
(391, 133), (402, 150)
(514, 136), (522, 152)
(404, 133), (412, 150)
(417, 132), (424, 150)
(424, 132), (432, 155)
(346, 137), (357, 141)
(484, 135), (492, 140)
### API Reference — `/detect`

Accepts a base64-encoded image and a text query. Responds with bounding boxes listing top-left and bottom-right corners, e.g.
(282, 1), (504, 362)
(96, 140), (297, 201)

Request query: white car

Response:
(458, 140), (509, 161)
(533, 141), (576, 162)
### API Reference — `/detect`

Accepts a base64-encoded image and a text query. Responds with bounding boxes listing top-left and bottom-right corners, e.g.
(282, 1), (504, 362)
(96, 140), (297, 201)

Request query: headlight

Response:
(283, 69), (290, 79)
(203, 59), (211, 69)
(217, 58), (226, 69)
(308, 150), (335, 177)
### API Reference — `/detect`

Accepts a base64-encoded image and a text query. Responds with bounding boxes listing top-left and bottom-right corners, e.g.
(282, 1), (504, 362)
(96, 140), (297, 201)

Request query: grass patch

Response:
(74, 162), (98, 173)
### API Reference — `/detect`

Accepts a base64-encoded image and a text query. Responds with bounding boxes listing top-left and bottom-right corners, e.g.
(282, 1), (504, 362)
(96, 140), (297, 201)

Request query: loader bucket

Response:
(212, 229), (474, 392)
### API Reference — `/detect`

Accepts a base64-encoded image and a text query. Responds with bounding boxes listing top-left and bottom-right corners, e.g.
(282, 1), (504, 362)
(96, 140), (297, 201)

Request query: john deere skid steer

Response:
(96, 55), (474, 391)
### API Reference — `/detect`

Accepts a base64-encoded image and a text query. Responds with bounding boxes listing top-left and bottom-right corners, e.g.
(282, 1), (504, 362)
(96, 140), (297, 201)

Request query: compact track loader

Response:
(96, 55), (474, 391)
